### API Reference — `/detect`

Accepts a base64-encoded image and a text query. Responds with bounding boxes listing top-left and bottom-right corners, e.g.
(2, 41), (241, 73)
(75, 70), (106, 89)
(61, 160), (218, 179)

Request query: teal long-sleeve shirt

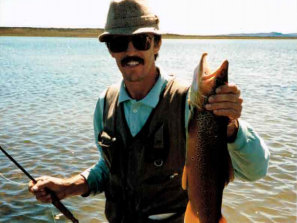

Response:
(81, 69), (270, 195)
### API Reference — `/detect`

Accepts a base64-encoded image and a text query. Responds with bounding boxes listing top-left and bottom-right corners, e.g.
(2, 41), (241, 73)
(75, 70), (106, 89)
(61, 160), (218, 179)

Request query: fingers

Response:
(216, 83), (241, 95)
(35, 188), (52, 203)
(212, 108), (240, 120)
(28, 176), (60, 203)
(205, 83), (243, 120)
(28, 176), (49, 192)
(205, 100), (242, 119)
(208, 94), (241, 104)
(28, 181), (52, 203)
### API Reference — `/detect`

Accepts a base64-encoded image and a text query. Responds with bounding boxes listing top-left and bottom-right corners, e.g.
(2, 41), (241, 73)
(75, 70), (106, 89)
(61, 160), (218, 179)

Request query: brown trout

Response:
(182, 53), (234, 223)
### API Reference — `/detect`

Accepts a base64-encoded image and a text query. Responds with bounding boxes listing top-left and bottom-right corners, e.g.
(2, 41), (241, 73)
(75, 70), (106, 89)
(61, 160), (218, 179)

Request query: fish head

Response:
(189, 53), (228, 110)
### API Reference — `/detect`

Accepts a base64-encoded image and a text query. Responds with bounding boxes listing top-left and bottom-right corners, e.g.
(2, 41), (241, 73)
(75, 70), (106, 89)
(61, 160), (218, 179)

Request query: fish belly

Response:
(184, 109), (231, 223)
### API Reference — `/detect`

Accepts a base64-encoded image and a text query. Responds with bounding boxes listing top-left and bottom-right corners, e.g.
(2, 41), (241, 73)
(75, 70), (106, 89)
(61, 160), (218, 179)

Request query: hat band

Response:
(106, 15), (159, 30)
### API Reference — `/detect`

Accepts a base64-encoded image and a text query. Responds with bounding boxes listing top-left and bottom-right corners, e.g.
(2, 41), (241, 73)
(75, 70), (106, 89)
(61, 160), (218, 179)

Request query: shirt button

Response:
(133, 109), (137, 113)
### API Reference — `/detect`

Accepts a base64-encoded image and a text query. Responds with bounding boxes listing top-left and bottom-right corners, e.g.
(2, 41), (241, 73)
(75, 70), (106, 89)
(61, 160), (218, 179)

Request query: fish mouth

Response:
(121, 56), (144, 67)
(189, 53), (210, 109)
(189, 53), (228, 109)
(199, 53), (216, 94)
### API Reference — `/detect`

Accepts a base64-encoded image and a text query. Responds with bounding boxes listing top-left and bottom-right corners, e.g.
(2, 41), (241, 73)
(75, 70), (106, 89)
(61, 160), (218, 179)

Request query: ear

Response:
(153, 37), (162, 55)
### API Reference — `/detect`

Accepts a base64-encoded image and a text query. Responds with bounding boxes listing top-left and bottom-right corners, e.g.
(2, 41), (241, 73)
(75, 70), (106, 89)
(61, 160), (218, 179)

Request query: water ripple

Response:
(1, 37), (296, 222)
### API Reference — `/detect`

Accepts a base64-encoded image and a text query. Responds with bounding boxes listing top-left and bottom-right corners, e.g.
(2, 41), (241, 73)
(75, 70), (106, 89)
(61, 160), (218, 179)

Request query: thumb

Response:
(31, 176), (52, 192)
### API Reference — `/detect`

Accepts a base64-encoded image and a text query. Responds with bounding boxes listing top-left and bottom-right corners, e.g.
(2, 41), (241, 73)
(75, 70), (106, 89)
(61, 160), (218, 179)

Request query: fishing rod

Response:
(0, 145), (79, 223)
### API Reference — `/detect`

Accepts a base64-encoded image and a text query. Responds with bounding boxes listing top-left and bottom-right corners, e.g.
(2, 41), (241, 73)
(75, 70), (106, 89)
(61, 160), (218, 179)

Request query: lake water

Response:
(0, 37), (296, 223)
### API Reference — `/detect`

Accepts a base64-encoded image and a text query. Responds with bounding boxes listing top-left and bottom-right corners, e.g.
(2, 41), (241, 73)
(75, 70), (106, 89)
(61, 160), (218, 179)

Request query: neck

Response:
(124, 68), (159, 100)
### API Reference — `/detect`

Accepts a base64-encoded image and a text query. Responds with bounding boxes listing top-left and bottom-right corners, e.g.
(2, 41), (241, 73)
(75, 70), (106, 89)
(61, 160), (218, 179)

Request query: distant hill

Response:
(0, 27), (101, 38)
(225, 32), (297, 38)
(0, 27), (296, 39)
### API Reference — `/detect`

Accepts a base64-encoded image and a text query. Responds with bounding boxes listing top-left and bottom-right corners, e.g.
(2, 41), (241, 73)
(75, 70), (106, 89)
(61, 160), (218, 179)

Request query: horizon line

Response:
(0, 26), (296, 36)
(0, 27), (297, 40)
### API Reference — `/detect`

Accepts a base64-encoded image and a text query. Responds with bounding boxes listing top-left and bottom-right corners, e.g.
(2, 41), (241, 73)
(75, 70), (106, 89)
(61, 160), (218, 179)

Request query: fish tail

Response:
(184, 202), (228, 223)
(182, 166), (187, 190)
(184, 202), (200, 223)
(220, 216), (228, 223)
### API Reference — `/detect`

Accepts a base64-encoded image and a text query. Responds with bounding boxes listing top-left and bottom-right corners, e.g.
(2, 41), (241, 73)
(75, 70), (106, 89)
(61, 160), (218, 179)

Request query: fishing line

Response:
(0, 145), (79, 223)
(50, 209), (58, 223)
(1, 172), (68, 223)
(0, 172), (28, 186)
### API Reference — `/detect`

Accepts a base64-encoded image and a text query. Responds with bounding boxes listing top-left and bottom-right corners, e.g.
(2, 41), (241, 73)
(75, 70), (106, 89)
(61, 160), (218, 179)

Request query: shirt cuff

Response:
(80, 168), (92, 197)
(227, 119), (248, 151)
(80, 160), (108, 196)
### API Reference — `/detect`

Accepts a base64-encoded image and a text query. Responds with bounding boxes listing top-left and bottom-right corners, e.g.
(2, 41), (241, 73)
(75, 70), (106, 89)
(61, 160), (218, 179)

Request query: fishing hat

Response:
(99, 0), (161, 42)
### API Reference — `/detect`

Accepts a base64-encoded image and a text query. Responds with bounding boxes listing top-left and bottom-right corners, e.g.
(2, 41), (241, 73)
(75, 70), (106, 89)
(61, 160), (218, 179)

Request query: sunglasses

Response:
(106, 34), (153, 53)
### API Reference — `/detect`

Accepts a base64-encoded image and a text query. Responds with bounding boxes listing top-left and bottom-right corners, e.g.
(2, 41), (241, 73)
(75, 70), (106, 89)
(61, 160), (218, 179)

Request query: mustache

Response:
(121, 56), (144, 66)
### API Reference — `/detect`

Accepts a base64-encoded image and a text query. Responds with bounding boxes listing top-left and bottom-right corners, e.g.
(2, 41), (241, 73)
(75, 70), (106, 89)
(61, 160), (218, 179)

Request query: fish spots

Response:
(184, 54), (230, 223)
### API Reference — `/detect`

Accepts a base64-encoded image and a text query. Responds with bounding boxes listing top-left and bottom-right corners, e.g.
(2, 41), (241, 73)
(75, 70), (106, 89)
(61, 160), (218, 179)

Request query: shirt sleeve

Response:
(184, 97), (270, 182)
(80, 89), (110, 195)
(228, 120), (270, 181)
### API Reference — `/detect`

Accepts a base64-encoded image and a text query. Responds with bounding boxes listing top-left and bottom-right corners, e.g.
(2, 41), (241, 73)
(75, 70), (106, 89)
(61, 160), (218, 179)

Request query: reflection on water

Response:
(0, 37), (296, 222)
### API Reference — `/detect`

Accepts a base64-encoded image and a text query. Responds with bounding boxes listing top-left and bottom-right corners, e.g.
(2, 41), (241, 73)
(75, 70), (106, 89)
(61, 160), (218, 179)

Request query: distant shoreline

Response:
(0, 27), (296, 39)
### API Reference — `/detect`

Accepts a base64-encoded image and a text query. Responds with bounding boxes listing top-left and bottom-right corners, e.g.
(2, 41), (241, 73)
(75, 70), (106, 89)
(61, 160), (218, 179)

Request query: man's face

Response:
(106, 34), (161, 83)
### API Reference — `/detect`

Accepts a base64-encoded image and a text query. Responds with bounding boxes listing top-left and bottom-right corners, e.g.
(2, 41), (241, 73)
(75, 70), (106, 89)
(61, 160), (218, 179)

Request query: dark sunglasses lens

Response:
(107, 36), (129, 52)
(106, 34), (152, 52)
(132, 34), (152, 50)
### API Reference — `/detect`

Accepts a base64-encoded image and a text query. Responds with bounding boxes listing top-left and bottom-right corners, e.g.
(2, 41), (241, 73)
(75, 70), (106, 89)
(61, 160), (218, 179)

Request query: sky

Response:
(0, 0), (296, 35)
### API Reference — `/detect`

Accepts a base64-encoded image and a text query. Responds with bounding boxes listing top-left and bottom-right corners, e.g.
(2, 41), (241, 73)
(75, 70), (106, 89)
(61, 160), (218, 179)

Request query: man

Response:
(29, 0), (270, 222)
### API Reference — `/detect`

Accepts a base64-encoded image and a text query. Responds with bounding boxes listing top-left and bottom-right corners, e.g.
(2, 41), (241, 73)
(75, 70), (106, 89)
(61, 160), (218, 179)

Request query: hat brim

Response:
(99, 27), (162, 42)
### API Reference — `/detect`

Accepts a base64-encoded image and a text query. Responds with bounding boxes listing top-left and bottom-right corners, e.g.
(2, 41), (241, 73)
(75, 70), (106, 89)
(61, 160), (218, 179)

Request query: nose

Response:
(126, 41), (137, 54)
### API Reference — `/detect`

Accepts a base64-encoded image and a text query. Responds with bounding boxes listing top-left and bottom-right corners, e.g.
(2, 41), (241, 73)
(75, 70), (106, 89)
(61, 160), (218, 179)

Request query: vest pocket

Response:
(98, 130), (117, 169)
(145, 123), (169, 166)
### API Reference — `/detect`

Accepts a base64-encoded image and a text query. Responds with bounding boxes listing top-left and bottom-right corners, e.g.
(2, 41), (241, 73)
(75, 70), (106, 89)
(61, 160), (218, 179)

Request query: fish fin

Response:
(182, 166), (187, 190)
(184, 202), (200, 223)
(184, 202), (228, 223)
(219, 215), (228, 223)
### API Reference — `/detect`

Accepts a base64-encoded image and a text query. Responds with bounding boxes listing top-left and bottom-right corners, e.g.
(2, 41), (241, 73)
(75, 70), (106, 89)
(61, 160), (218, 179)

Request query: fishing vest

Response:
(98, 79), (189, 223)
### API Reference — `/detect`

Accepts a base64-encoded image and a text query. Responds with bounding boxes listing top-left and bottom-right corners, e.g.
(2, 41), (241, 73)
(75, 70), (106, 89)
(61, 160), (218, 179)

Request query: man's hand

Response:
(28, 175), (89, 203)
(28, 176), (68, 203)
(205, 83), (243, 138)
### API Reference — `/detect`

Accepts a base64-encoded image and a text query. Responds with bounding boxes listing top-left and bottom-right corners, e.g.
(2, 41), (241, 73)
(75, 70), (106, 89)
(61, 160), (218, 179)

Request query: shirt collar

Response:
(118, 67), (170, 108)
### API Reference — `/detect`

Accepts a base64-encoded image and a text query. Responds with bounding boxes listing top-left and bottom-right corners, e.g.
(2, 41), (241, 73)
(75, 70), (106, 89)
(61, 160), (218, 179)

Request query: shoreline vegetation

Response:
(0, 27), (296, 39)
